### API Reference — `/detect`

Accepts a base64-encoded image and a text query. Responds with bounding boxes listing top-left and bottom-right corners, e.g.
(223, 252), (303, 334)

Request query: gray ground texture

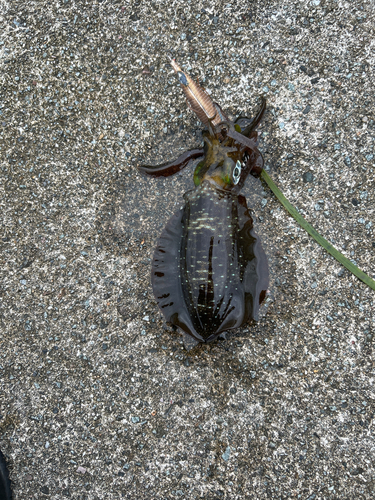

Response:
(0, 0), (374, 498)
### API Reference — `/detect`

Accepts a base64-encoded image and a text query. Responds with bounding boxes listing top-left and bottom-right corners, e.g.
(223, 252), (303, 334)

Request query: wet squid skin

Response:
(138, 60), (269, 350)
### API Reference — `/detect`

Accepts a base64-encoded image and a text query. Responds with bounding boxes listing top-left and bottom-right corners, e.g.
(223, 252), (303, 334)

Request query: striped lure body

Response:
(169, 59), (227, 127)
(138, 60), (269, 349)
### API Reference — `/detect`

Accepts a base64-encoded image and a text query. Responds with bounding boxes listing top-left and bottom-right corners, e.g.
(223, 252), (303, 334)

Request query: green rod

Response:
(260, 169), (375, 292)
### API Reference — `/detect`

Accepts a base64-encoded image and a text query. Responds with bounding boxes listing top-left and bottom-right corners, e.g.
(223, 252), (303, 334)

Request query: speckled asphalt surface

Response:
(0, 1), (374, 499)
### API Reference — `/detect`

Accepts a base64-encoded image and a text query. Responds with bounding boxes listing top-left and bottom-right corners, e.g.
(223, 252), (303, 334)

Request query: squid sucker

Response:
(138, 59), (269, 350)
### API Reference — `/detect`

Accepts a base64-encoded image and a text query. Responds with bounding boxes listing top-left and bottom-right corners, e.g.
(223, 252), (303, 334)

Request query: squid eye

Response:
(233, 160), (241, 185)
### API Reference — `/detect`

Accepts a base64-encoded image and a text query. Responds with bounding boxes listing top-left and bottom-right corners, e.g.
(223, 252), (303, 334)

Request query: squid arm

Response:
(138, 148), (204, 177)
(226, 127), (258, 151)
(235, 98), (267, 137)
